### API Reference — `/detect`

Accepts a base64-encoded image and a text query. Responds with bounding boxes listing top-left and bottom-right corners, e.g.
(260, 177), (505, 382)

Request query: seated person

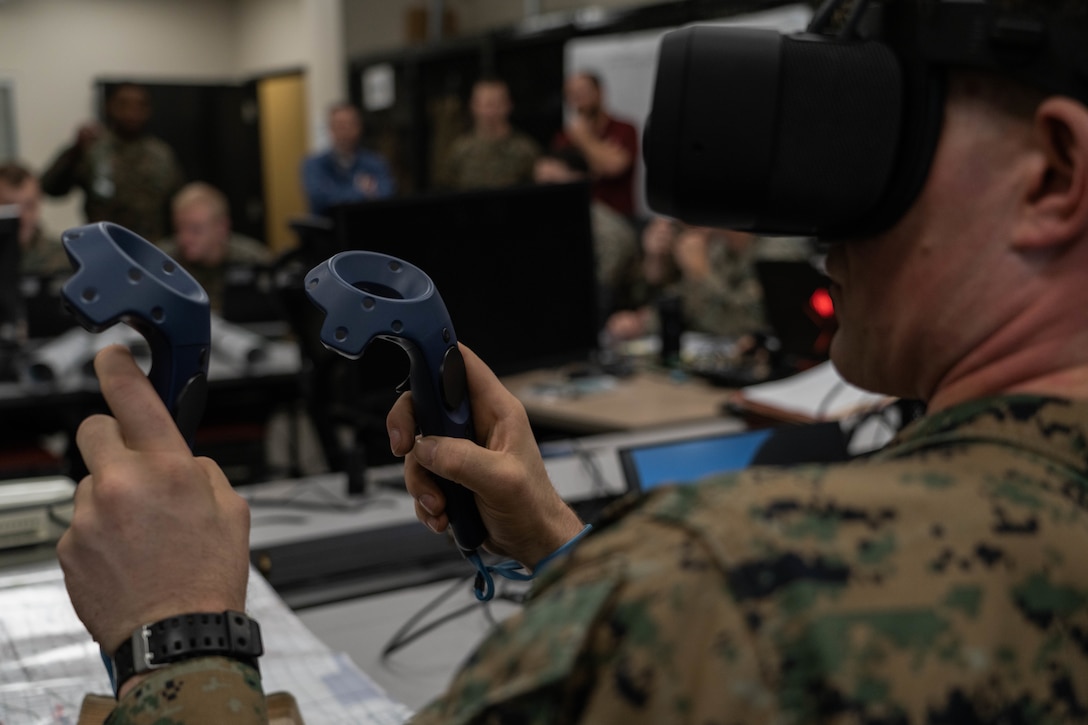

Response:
(301, 103), (396, 216)
(437, 77), (541, 191)
(606, 218), (766, 342)
(157, 182), (273, 314)
(0, 161), (70, 276)
(533, 147), (641, 319)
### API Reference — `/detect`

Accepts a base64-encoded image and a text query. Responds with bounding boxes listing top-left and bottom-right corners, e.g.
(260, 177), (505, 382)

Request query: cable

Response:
(379, 572), (477, 660)
(469, 524), (594, 602)
(814, 379), (847, 421)
(570, 440), (610, 497)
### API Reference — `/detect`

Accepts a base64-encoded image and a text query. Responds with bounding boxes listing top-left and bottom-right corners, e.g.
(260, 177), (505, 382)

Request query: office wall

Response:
(0, 0), (237, 231)
(0, 0), (310, 234)
(343, 0), (661, 57)
(236, 0), (307, 77)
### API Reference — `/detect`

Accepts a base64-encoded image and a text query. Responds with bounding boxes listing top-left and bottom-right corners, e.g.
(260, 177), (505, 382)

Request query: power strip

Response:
(0, 477), (76, 549)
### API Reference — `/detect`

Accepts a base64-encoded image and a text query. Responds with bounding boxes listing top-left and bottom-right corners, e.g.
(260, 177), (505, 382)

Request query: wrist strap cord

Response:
(468, 524), (593, 601)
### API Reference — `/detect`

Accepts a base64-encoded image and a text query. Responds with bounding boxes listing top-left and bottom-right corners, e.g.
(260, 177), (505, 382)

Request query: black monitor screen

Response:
(0, 207), (22, 339)
(329, 182), (599, 378)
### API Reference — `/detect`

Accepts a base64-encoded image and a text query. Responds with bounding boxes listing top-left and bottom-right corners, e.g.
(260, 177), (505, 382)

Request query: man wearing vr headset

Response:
(60, 0), (1088, 721)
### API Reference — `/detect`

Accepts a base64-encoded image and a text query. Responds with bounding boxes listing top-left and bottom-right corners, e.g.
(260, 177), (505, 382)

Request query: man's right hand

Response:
(387, 344), (584, 568)
(57, 346), (251, 662)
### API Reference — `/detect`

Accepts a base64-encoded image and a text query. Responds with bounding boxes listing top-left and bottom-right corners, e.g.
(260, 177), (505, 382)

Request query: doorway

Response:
(257, 72), (309, 254)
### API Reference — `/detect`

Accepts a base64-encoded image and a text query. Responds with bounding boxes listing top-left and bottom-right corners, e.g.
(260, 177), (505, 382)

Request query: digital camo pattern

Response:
(156, 233), (273, 314)
(41, 130), (183, 242)
(437, 132), (541, 191)
(107, 657), (266, 724)
(411, 395), (1088, 724)
(669, 238), (766, 339)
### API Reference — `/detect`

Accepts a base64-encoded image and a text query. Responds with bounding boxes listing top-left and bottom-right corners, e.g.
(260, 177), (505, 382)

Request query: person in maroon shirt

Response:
(554, 72), (638, 217)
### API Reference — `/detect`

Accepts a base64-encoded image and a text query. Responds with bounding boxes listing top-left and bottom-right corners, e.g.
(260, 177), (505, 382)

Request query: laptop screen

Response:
(619, 428), (775, 492)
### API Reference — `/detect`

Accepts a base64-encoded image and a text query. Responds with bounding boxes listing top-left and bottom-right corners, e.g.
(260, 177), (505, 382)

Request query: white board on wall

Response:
(564, 3), (813, 218)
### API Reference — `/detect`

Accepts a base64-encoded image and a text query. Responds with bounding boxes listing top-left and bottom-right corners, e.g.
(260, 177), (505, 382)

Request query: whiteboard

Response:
(564, 3), (814, 218)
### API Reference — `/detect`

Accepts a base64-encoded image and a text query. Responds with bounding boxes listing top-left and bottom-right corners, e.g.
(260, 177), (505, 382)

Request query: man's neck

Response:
(928, 326), (1088, 413)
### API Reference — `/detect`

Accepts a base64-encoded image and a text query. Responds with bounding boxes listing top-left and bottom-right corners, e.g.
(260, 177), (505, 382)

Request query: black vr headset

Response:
(644, 0), (1088, 239)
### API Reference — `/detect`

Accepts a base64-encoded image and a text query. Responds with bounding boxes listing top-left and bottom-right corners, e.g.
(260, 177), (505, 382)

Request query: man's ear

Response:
(1014, 97), (1088, 250)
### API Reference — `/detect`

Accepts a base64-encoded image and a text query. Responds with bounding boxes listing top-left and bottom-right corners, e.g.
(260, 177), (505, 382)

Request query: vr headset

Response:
(644, 0), (1088, 239)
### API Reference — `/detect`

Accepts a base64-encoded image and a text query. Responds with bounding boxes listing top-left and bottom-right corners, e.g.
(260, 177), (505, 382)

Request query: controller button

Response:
(440, 346), (467, 410)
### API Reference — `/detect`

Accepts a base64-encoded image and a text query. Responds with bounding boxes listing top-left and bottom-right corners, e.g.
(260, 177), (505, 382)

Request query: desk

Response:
(0, 327), (303, 482)
(501, 367), (737, 435)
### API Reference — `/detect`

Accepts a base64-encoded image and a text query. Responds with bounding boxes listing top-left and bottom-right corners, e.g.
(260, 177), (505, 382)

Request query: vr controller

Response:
(304, 251), (488, 555)
(644, 0), (1088, 238)
(61, 222), (210, 446)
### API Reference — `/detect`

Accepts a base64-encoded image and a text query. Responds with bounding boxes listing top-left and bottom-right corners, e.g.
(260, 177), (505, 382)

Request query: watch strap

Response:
(111, 611), (262, 698)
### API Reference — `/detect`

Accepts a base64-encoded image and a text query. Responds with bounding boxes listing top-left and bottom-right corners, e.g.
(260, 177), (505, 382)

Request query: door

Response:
(257, 73), (308, 254)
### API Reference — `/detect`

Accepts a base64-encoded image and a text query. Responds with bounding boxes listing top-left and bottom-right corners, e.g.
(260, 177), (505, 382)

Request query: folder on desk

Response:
(729, 360), (891, 424)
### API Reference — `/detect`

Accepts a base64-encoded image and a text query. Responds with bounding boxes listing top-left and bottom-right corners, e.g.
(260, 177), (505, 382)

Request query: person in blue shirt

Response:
(301, 102), (395, 215)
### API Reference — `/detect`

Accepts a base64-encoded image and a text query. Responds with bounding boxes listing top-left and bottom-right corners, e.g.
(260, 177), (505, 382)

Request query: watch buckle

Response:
(135, 624), (169, 673)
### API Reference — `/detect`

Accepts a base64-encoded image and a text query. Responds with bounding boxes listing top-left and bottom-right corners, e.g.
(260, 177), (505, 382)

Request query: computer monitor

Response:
(328, 182), (600, 379)
(0, 206), (22, 380)
(20, 273), (77, 340)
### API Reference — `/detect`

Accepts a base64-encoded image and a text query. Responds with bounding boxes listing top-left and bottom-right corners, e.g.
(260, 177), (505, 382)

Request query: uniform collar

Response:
(877, 394), (1088, 479)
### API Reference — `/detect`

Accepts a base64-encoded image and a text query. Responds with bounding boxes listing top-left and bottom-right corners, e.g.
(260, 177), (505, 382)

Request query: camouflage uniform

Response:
(156, 234), (273, 314)
(40, 129), (184, 242)
(103, 394), (1088, 723)
(437, 132), (540, 190)
(657, 236), (766, 339)
(591, 202), (641, 316)
(105, 657), (266, 724)
(20, 225), (70, 276)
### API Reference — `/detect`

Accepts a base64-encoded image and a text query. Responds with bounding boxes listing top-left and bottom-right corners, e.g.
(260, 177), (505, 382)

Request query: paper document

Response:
(735, 360), (891, 423)
(0, 561), (412, 725)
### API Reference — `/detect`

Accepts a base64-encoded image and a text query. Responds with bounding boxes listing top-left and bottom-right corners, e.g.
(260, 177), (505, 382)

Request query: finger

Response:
(414, 498), (447, 534)
(93, 345), (187, 453)
(403, 454), (445, 511)
(75, 413), (125, 476)
(386, 392), (417, 457)
(411, 434), (523, 500)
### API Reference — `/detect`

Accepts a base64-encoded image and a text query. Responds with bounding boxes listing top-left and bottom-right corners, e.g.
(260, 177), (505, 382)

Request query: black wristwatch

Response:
(110, 610), (263, 698)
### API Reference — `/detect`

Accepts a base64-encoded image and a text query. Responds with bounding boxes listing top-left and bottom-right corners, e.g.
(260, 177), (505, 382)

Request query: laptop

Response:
(618, 422), (850, 494)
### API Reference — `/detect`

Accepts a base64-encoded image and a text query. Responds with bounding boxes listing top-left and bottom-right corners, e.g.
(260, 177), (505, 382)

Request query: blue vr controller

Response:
(61, 222), (211, 447)
(304, 251), (487, 555)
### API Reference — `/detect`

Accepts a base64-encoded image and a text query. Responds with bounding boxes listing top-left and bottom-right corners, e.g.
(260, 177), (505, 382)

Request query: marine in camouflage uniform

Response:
(437, 131), (541, 191)
(104, 393), (1088, 723)
(40, 128), (183, 242)
(157, 233), (273, 314)
(19, 225), (70, 277)
(644, 231), (766, 340)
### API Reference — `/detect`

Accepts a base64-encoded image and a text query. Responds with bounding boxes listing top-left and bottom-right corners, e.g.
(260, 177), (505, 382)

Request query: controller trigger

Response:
(173, 372), (208, 445)
(395, 375), (412, 395)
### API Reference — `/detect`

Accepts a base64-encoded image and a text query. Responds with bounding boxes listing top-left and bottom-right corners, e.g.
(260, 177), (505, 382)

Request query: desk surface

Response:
(501, 367), (736, 435)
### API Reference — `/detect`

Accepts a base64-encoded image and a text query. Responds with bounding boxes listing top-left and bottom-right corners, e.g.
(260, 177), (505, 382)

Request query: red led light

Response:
(809, 288), (835, 319)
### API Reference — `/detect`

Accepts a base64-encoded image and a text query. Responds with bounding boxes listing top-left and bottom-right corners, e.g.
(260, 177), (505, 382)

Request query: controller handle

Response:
(61, 222), (211, 447)
(304, 251), (487, 554)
